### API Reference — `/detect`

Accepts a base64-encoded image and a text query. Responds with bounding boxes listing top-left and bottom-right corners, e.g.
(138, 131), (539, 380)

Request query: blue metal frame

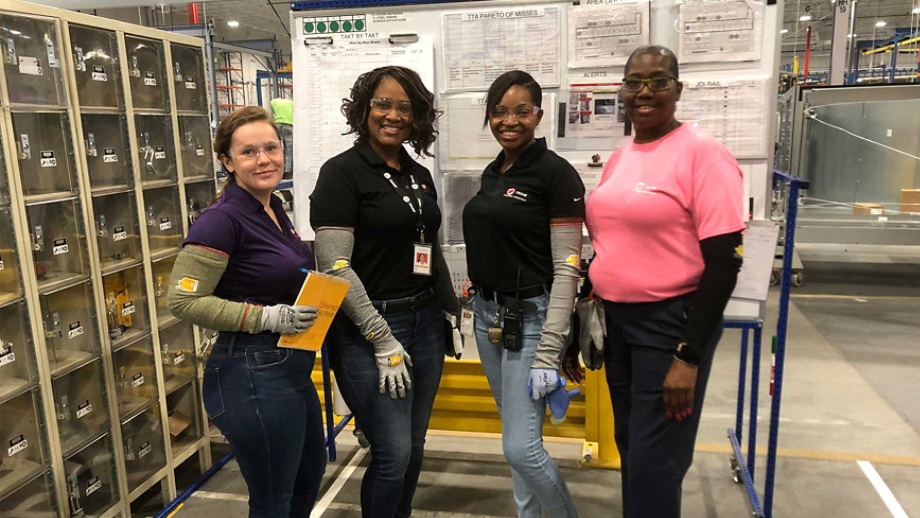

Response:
(257, 71), (294, 107)
(725, 170), (808, 518)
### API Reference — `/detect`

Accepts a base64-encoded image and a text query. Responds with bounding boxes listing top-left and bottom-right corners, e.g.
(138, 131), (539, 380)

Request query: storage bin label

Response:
(132, 372), (145, 388)
(154, 146), (166, 160)
(159, 217), (171, 231)
(196, 145), (206, 156)
(174, 352), (185, 365)
(19, 56), (42, 76)
(144, 72), (157, 86)
(92, 65), (107, 82)
(69, 321), (84, 339)
(113, 226), (127, 241)
(0, 350), (15, 367)
(122, 301), (136, 316)
(53, 238), (69, 255)
(8, 435), (27, 456)
(86, 476), (102, 496)
(40, 151), (57, 168)
(185, 78), (197, 89)
(103, 148), (118, 162)
(139, 441), (152, 458)
(77, 400), (93, 419)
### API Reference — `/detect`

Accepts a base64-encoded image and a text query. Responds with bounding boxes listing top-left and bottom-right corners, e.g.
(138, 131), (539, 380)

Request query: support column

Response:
(830, 0), (852, 84)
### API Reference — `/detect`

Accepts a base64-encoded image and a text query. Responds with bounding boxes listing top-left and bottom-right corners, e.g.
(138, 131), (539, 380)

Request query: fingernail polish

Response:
(676, 415), (682, 422)
(687, 409), (693, 416)
(667, 412), (673, 418)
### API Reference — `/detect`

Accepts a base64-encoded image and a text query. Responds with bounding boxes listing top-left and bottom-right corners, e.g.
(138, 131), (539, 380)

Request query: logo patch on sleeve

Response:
(333, 260), (349, 270)
(177, 277), (200, 293)
(565, 254), (580, 267)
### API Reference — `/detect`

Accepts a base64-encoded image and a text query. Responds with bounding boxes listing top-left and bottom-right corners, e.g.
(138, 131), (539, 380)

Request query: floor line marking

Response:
(695, 444), (920, 467)
(311, 448), (368, 518)
(791, 294), (920, 301)
(192, 490), (248, 502)
(858, 460), (910, 518)
(327, 502), (515, 518)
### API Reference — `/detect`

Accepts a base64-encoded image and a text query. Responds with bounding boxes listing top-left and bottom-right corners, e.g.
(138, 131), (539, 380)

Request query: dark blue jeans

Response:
(327, 302), (445, 518)
(603, 293), (720, 518)
(203, 332), (326, 518)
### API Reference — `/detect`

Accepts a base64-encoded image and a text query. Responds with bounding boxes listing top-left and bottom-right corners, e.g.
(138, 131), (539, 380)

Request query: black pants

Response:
(603, 293), (720, 518)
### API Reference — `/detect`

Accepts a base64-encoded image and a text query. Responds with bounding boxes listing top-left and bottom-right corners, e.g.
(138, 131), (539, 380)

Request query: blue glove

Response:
(547, 378), (582, 424)
(528, 368), (559, 401)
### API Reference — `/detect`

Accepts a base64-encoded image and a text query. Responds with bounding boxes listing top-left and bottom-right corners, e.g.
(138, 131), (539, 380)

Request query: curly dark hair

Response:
(341, 66), (440, 157)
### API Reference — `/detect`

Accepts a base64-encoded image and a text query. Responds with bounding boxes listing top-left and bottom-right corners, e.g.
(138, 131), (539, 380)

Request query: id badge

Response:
(413, 244), (432, 276)
(460, 308), (475, 337)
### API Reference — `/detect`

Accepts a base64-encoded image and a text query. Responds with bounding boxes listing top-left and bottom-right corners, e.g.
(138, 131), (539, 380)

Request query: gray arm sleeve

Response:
(434, 240), (461, 316)
(313, 227), (394, 344)
(167, 245), (263, 333)
(532, 224), (584, 370)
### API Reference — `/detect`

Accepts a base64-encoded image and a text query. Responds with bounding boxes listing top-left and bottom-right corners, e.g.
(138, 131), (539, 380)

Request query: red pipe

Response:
(804, 26), (812, 82)
(188, 2), (199, 25)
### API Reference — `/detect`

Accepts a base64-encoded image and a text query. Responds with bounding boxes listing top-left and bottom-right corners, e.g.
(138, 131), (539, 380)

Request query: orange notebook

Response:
(277, 271), (350, 351)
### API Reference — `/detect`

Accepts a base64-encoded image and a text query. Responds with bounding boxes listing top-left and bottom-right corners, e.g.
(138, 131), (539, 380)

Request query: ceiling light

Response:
(781, 28), (789, 34)
(913, 7), (920, 14)
(800, 15), (812, 21)
(875, 20), (887, 27)
(227, 20), (240, 28)
(848, 33), (857, 38)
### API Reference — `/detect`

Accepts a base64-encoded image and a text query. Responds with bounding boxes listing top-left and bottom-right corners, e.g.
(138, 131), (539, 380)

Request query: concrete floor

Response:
(174, 267), (920, 518)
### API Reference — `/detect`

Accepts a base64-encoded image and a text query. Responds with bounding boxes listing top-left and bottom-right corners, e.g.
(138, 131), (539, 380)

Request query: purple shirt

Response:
(184, 182), (315, 307)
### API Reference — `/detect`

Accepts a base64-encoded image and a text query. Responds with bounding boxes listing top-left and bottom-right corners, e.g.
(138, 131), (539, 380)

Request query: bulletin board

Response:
(290, 0), (785, 319)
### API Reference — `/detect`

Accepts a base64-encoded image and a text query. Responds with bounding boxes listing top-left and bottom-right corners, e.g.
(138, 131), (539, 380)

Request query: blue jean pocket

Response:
(202, 367), (226, 419)
(249, 348), (290, 369)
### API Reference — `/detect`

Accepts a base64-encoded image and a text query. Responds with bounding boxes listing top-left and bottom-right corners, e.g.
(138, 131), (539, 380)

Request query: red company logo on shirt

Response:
(633, 182), (658, 195)
(504, 188), (529, 202)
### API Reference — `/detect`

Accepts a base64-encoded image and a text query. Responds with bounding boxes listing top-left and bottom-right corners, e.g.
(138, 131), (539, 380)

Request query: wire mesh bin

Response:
(0, 14), (66, 107)
(158, 322), (194, 396)
(12, 111), (78, 199)
(0, 468), (57, 517)
(51, 358), (109, 457)
(93, 191), (142, 274)
(165, 381), (202, 458)
(135, 114), (177, 187)
(0, 300), (37, 403)
(0, 388), (48, 498)
(68, 25), (123, 110)
(26, 198), (89, 293)
(124, 36), (168, 112)
(63, 432), (119, 518)
(177, 116), (213, 182)
(121, 403), (166, 493)
(170, 44), (206, 114)
(151, 254), (178, 329)
(112, 335), (159, 421)
(102, 264), (149, 348)
(143, 186), (182, 259)
(184, 180), (214, 227)
(38, 278), (98, 377)
(0, 206), (23, 304)
(82, 114), (133, 193)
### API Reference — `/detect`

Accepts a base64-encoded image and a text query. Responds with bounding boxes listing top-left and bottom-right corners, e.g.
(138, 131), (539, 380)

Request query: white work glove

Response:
(528, 368), (560, 401)
(374, 335), (413, 399)
(260, 305), (317, 335)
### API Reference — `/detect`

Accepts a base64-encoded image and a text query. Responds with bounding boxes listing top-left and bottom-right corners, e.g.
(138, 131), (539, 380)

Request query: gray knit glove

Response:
(374, 335), (413, 399)
(260, 305), (317, 335)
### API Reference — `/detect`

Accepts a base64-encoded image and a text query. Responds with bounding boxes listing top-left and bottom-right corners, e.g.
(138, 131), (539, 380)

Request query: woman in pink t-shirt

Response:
(577, 46), (745, 517)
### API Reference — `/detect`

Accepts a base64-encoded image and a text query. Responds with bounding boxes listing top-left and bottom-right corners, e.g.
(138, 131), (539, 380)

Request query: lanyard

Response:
(382, 170), (426, 243)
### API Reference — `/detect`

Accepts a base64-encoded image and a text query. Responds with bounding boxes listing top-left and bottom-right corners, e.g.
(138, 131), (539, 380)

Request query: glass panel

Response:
(136, 115), (177, 186)
(112, 336), (158, 420)
(83, 114), (132, 191)
(93, 191), (141, 273)
(125, 36), (167, 111)
(177, 116), (213, 181)
(63, 433), (119, 518)
(174, 450), (202, 494)
(0, 469), (56, 517)
(144, 186), (182, 257)
(185, 181), (215, 228)
(129, 480), (163, 516)
(121, 403), (166, 492)
(0, 14), (66, 106)
(39, 280), (98, 377)
(103, 265), (149, 347)
(171, 44), (206, 113)
(166, 381), (202, 457)
(151, 255), (177, 327)
(12, 111), (76, 198)
(52, 359), (109, 455)
(27, 199), (88, 292)
(69, 25), (122, 109)
(0, 389), (47, 496)
(0, 207), (23, 303)
(159, 322), (194, 395)
(0, 127), (9, 206)
(0, 301), (37, 402)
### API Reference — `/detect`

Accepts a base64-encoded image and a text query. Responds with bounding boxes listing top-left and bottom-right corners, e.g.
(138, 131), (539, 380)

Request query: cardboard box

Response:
(853, 203), (886, 216)
(900, 189), (920, 215)
(168, 411), (192, 437)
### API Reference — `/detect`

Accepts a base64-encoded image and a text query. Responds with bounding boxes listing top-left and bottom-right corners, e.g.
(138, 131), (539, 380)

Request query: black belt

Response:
(471, 285), (546, 313)
(372, 288), (436, 316)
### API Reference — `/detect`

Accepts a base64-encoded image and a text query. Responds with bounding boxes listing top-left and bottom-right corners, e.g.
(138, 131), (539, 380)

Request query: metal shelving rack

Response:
(215, 50), (245, 121)
(0, 1), (216, 517)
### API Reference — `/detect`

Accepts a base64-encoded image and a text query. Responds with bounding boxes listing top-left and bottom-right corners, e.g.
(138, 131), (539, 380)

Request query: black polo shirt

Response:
(463, 138), (585, 292)
(310, 141), (441, 301)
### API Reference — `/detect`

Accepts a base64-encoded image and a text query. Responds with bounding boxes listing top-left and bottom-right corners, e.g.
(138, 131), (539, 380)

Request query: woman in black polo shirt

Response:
(310, 66), (460, 518)
(463, 70), (584, 518)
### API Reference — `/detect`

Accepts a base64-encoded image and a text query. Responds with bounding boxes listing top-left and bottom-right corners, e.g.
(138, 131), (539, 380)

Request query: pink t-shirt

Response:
(586, 124), (744, 303)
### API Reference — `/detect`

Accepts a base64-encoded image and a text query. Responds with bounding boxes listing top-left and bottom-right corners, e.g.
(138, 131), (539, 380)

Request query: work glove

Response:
(528, 368), (560, 401)
(547, 378), (582, 425)
(444, 311), (463, 359)
(374, 335), (413, 399)
(260, 304), (317, 335)
(575, 297), (606, 370)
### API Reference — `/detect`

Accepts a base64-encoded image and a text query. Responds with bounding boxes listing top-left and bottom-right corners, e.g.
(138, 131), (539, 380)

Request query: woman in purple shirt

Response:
(167, 107), (326, 518)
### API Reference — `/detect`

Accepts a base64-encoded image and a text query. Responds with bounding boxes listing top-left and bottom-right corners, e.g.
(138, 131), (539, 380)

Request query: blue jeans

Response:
(203, 333), (326, 518)
(472, 293), (580, 518)
(327, 302), (445, 518)
(603, 293), (720, 518)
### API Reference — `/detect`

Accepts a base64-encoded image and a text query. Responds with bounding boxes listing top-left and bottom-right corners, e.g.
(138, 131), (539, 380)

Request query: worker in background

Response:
(310, 66), (461, 518)
(462, 70), (584, 518)
(581, 45), (744, 517)
(167, 106), (326, 518)
(271, 97), (294, 179)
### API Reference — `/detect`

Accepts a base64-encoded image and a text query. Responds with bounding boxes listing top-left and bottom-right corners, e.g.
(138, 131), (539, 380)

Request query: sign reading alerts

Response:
(303, 15), (367, 34)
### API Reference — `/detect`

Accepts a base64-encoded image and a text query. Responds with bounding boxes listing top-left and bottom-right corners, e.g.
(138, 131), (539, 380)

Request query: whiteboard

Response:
(290, 0), (785, 319)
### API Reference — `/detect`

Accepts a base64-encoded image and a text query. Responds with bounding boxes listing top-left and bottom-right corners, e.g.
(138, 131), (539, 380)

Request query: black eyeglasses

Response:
(622, 76), (677, 92)
(370, 98), (412, 116)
